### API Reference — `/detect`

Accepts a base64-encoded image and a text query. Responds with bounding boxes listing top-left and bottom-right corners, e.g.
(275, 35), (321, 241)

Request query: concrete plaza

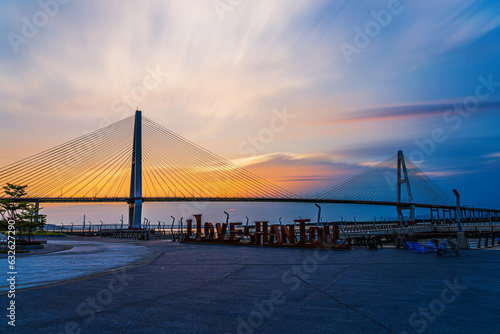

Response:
(1, 236), (499, 333)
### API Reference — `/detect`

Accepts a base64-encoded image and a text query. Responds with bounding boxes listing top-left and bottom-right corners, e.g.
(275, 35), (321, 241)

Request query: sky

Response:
(0, 0), (500, 223)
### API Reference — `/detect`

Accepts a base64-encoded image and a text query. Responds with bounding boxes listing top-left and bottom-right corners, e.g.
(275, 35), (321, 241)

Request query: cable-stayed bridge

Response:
(1, 110), (498, 227)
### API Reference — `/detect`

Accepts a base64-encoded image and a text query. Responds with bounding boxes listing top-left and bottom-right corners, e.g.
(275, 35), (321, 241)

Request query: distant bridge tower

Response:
(128, 110), (143, 228)
(396, 150), (415, 222)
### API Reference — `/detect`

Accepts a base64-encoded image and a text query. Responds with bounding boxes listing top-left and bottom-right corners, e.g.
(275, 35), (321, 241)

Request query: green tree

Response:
(0, 183), (46, 241)
(18, 203), (47, 242)
(0, 183), (28, 228)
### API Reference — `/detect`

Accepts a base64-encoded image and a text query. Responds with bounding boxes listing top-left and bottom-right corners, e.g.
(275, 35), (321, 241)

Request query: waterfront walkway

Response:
(1, 236), (499, 333)
(0, 240), (155, 291)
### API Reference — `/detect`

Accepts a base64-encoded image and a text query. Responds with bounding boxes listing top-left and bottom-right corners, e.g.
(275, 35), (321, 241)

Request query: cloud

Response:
(0, 1), (335, 120)
(0, 0), (351, 161)
(0, 0), (499, 208)
(326, 101), (500, 125)
(372, 0), (500, 72)
(485, 152), (500, 158)
(230, 151), (380, 194)
(231, 152), (344, 168)
(406, 1), (500, 53)
(421, 170), (477, 178)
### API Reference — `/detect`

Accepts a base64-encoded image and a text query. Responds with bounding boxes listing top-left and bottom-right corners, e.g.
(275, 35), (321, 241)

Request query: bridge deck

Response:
(2, 196), (500, 213)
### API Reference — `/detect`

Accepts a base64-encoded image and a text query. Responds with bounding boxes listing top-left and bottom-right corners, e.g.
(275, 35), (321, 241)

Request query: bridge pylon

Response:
(128, 110), (143, 228)
(396, 150), (415, 222)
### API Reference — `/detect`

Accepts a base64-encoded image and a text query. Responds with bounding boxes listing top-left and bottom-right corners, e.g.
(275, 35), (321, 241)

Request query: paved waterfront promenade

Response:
(0, 240), (154, 291)
(1, 236), (499, 333)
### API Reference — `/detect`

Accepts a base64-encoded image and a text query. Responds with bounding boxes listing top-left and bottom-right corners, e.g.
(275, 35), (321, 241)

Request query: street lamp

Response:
(314, 204), (322, 227)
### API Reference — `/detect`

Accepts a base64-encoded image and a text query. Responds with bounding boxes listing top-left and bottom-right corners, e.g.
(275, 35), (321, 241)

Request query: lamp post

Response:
(224, 211), (229, 235)
(314, 204), (321, 227)
(170, 216), (175, 241)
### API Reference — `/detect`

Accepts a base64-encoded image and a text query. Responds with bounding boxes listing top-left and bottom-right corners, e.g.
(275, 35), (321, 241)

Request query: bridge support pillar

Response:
(396, 150), (415, 222)
(452, 189), (463, 231)
(456, 231), (469, 249)
(128, 200), (143, 229)
(397, 205), (415, 223)
(128, 110), (143, 229)
(443, 209), (451, 223)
